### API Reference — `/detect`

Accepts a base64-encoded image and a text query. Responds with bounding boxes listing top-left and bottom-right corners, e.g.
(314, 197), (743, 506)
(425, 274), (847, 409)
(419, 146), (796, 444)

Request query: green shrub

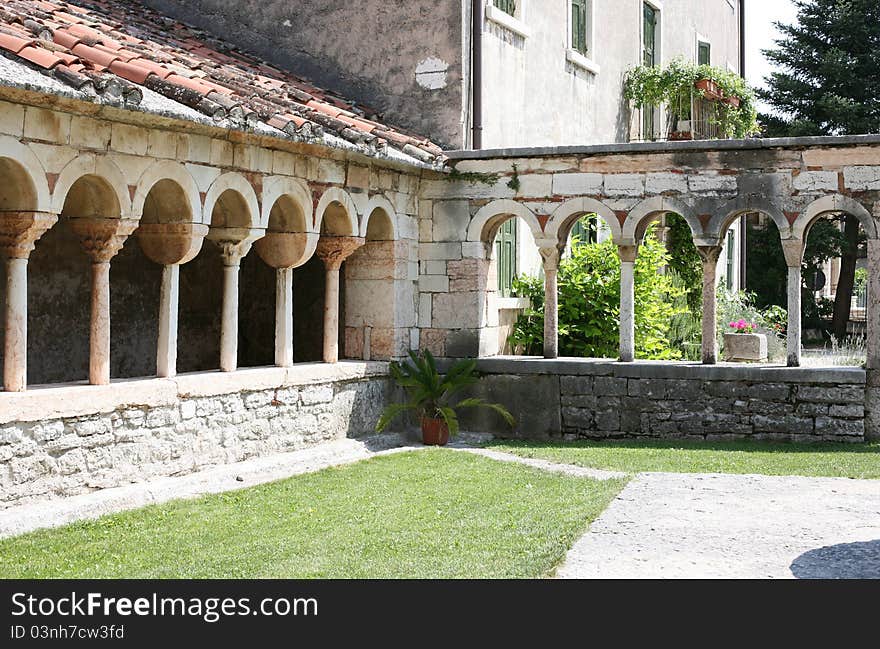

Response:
(509, 227), (685, 359)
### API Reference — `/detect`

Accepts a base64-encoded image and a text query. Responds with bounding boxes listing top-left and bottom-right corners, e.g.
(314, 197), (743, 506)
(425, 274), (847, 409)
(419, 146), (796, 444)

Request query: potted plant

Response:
(723, 319), (768, 362)
(694, 77), (722, 100)
(375, 350), (515, 445)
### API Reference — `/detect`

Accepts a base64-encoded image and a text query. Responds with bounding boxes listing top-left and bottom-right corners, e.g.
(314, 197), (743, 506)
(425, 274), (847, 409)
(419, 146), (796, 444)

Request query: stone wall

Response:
(456, 358), (867, 443)
(0, 363), (390, 509)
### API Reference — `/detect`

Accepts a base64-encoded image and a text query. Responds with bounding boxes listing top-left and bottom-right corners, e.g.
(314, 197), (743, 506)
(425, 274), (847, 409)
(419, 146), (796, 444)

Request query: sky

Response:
(745, 0), (800, 113)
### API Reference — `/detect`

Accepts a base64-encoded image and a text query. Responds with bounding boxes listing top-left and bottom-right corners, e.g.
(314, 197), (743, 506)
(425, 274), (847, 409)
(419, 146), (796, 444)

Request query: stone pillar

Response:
(254, 231), (319, 368)
(157, 264), (179, 377)
(539, 246), (561, 359)
(618, 245), (638, 362)
(865, 239), (880, 441)
(70, 217), (138, 385)
(138, 222), (209, 378)
(786, 265), (802, 367)
(697, 245), (723, 365)
(208, 233), (258, 373)
(315, 236), (365, 363)
(275, 267), (294, 367)
(0, 212), (57, 391)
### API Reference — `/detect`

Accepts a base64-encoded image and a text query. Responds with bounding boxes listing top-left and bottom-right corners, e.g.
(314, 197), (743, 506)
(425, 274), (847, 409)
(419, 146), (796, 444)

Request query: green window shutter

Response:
(494, 0), (516, 16)
(726, 229), (735, 290)
(642, 3), (658, 139)
(495, 219), (518, 297)
(570, 214), (598, 247)
(698, 41), (711, 66)
(571, 0), (588, 54)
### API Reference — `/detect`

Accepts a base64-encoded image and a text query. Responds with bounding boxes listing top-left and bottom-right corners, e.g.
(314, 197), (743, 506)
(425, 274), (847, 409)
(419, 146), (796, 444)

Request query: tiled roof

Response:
(0, 0), (445, 166)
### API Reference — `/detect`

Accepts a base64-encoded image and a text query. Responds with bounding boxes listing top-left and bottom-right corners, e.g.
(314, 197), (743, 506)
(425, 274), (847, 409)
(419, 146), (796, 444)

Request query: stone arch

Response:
(315, 187), (359, 236)
(51, 155), (131, 218)
(203, 172), (260, 228)
(624, 196), (702, 244)
(545, 197), (621, 245)
(793, 194), (877, 241)
(360, 195), (397, 239)
(0, 135), (51, 212)
(132, 160), (201, 223)
(260, 176), (314, 232)
(710, 197), (792, 241)
(466, 199), (543, 243)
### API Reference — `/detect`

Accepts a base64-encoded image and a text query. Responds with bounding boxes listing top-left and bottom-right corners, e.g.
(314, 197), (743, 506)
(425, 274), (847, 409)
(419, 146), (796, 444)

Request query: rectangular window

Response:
(726, 229), (736, 290)
(698, 40), (711, 66)
(494, 0), (516, 16)
(642, 3), (658, 140)
(570, 214), (598, 247)
(495, 219), (518, 297)
(571, 0), (591, 56)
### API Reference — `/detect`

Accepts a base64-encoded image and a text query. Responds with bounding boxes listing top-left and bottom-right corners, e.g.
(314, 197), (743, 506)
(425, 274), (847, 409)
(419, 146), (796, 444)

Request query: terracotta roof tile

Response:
(0, 0), (444, 165)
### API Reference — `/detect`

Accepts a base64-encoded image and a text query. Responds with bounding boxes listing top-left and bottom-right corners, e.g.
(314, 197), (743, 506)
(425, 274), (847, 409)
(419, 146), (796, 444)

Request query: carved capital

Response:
(138, 222), (209, 266)
(538, 246), (561, 272)
(0, 211), (58, 259)
(781, 238), (805, 268)
(69, 217), (138, 263)
(696, 245), (723, 266)
(315, 236), (365, 271)
(207, 226), (264, 266)
(618, 245), (639, 263)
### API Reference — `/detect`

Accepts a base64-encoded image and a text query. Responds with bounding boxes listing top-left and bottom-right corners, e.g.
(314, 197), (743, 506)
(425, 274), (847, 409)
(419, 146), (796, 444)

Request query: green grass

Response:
(0, 450), (624, 579)
(486, 439), (880, 479)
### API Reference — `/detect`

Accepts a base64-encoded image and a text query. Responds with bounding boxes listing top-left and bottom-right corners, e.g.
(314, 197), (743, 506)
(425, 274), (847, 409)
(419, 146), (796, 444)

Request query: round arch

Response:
(359, 194), (397, 239)
(260, 176), (314, 232)
(793, 194), (878, 241)
(545, 196), (621, 245)
(51, 155), (131, 218)
(132, 160), (201, 222)
(623, 196), (702, 244)
(0, 136), (51, 212)
(710, 197), (792, 241)
(203, 172), (260, 228)
(466, 199), (544, 243)
(315, 187), (359, 236)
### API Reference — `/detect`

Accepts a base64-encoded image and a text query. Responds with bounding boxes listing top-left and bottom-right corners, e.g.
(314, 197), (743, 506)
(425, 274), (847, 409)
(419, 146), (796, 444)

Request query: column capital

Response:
(207, 226), (264, 266)
(538, 246), (561, 272)
(254, 231), (319, 269)
(696, 244), (724, 265)
(781, 238), (805, 268)
(315, 236), (366, 271)
(0, 211), (58, 259)
(69, 216), (138, 263)
(138, 222), (209, 266)
(618, 245), (639, 263)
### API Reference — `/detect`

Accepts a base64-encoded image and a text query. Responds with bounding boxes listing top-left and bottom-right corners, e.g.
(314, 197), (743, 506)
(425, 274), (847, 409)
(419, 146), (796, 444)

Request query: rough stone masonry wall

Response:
(457, 359), (867, 443)
(0, 364), (390, 509)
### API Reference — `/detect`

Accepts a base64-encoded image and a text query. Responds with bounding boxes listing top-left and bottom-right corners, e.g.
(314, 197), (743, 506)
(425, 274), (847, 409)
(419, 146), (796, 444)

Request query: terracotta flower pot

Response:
(723, 95), (741, 108)
(694, 78), (721, 100)
(421, 417), (450, 446)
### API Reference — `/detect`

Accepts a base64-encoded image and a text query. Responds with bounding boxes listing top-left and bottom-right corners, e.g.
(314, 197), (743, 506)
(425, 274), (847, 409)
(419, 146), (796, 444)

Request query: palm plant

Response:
(375, 350), (515, 439)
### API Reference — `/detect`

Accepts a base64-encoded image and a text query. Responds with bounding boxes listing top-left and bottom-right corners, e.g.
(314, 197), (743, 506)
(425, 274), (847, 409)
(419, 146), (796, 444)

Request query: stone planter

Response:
(723, 333), (768, 362)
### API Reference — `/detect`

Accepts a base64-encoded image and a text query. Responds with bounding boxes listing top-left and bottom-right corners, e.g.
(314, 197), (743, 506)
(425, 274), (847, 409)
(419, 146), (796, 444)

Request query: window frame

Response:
(566, 0), (600, 75)
(696, 34), (711, 66)
(639, 1), (662, 140)
(485, 0), (531, 39)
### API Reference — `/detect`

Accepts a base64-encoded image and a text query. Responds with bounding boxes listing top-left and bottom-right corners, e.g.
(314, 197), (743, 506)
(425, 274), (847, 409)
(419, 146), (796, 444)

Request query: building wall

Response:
(480, 0), (742, 149)
(140, 0), (466, 149)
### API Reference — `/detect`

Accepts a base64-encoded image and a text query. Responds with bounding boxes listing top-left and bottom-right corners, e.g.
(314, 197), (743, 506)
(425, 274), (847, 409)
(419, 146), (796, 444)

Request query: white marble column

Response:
(70, 217), (138, 386)
(220, 261), (240, 372)
(539, 246), (561, 360)
(786, 264), (802, 367)
(157, 264), (179, 377)
(619, 245), (637, 362)
(867, 239), (880, 371)
(698, 246), (723, 365)
(0, 212), (57, 392)
(315, 236), (365, 364)
(275, 267), (294, 367)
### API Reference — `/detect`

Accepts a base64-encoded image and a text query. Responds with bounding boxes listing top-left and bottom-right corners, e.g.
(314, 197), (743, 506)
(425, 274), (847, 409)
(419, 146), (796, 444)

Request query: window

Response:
(570, 215), (598, 247)
(494, 0), (516, 16)
(642, 2), (659, 139)
(495, 219), (518, 297)
(697, 40), (711, 66)
(571, 0), (591, 56)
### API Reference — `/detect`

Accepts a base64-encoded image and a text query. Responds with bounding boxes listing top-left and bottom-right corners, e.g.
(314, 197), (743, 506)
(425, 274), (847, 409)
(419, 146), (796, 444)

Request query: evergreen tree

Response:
(758, 0), (879, 337)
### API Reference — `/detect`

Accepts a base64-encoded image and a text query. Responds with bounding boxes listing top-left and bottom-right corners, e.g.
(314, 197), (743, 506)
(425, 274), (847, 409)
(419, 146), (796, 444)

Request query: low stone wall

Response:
(0, 363), (390, 509)
(457, 358), (868, 443)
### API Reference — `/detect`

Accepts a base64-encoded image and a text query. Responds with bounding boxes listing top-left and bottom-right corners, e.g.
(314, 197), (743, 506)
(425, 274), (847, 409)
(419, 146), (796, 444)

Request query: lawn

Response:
(486, 439), (880, 479)
(0, 449), (624, 579)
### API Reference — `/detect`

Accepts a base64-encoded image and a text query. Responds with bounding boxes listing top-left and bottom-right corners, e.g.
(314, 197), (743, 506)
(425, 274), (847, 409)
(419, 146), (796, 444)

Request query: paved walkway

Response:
(556, 471), (880, 579)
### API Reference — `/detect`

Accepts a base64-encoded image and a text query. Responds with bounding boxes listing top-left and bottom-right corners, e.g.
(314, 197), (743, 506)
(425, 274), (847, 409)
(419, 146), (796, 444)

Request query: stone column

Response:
(138, 222), (209, 379)
(157, 264), (179, 377)
(539, 246), (561, 359)
(254, 232), (318, 368)
(70, 217), (139, 385)
(781, 239), (805, 368)
(618, 245), (638, 362)
(697, 245), (723, 365)
(0, 212), (57, 391)
(315, 236), (365, 363)
(867, 239), (880, 371)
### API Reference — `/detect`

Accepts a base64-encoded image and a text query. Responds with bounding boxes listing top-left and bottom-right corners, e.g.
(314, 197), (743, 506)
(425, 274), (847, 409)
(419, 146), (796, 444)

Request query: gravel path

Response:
(555, 471), (880, 579)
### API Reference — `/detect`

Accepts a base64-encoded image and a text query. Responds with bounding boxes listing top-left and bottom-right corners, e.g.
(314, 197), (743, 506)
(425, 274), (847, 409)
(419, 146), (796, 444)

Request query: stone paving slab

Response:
(556, 472), (880, 579)
(452, 447), (625, 481)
